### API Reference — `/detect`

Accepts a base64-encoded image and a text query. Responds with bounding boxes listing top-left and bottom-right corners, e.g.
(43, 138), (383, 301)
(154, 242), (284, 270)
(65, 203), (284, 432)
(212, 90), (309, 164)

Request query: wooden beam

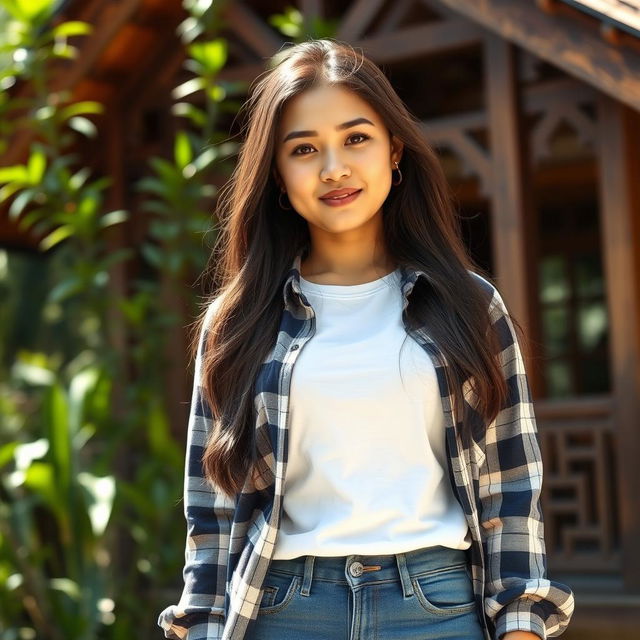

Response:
(596, 94), (640, 591)
(355, 19), (483, 63)
(375, 0), (414, 36)
(223, 2), (285, 58)
(434, 0), (640, 111)
(558, 0), (640, 39)
(419, 0), (464, 21)
(483, 34), (540, 391)
(48, 0), (143, 92)
(336, 0), (387, 41)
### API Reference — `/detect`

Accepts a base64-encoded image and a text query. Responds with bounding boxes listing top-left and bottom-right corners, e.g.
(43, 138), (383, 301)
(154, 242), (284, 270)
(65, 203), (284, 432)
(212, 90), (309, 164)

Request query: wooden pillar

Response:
(596, 94), (640, 592)
(483, 34), (541, 393)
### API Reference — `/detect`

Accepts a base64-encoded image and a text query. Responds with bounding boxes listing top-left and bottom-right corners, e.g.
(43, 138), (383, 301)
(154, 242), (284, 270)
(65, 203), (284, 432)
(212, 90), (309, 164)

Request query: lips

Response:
(319, 188), (362, 200)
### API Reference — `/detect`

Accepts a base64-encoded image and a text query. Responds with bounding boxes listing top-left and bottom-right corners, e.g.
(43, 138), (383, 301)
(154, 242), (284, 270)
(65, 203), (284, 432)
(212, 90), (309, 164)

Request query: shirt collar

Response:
(282, 246), (429, 308)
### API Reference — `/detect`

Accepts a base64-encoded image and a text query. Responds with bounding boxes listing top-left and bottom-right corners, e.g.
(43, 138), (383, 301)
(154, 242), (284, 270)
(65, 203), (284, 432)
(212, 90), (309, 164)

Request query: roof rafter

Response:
(434, 0), (640, 110)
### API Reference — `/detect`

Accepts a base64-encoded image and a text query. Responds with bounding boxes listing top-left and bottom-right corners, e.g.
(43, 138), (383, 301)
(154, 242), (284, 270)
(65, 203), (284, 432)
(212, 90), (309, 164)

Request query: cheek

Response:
(280, 161), (315, 194)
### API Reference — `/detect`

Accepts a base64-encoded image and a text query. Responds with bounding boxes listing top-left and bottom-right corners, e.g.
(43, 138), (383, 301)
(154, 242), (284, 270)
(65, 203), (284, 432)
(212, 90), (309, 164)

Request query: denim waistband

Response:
(268, 545), (469, 597)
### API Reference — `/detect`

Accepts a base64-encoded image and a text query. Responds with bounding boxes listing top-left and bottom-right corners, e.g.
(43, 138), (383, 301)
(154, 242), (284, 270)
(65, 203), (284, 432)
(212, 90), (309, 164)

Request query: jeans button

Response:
(349, 561), (364, 577)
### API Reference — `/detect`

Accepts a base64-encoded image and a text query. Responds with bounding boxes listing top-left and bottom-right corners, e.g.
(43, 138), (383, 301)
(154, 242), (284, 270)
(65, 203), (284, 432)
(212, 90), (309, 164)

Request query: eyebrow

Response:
(281, 117), (375, 144)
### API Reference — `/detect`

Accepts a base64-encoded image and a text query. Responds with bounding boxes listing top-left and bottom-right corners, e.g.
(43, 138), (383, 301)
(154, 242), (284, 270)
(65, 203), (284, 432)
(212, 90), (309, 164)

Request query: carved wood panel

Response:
(538, 402), (619, 572)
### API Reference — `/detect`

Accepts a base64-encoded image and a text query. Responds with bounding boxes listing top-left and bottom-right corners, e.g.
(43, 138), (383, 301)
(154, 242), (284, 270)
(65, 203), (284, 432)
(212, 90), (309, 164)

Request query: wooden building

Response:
(2, 1), (640, 638)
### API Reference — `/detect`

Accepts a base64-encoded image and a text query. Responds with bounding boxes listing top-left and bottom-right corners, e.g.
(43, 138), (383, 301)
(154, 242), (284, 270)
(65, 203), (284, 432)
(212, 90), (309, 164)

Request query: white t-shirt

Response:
(272, 267), (470, 559)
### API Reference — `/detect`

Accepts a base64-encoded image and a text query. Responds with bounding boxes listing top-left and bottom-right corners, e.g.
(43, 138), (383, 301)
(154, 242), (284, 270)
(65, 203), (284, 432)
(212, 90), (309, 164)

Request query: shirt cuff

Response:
(158, 606), (225, 640)
(494, 598), (546, 640)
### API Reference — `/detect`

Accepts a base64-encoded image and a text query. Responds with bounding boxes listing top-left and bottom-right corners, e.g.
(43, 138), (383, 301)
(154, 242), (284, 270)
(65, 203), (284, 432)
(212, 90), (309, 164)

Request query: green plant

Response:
(268, 5), (339, 41)
(1, 357), (115, 640)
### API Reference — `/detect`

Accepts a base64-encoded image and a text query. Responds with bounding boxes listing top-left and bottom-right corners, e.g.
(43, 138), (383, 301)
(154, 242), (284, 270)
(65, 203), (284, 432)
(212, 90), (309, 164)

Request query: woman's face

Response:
(274, 83), (403, 237)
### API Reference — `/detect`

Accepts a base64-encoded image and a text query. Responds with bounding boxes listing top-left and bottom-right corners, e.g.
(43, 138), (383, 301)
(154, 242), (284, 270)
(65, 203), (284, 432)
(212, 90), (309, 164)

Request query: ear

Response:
(390, 135), (404, 166)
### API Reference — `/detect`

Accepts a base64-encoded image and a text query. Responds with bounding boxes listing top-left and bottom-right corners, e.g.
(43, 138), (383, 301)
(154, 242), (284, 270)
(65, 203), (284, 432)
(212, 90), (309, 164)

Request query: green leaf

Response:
(51, 42), (77, 59)
(177, 15), (204, 43)
(268, 8), (303, 38)
(77, 473), (115, 537)
(13, 439), (49, 471)
(206, 84), (226, 102)
(49, 577), (81, 599)
(68, 166), (91, 190)
(183, 0), (215, 19)
(135, 176), (169, 198)
(67, 115), (97, 138)
(0, 164), (28, 184)
(23, 462), (59, 508)
(191, 146), (218, 172)
(0, 0), (55, 20)
(51, 20), (93, 38)
(0, 182), (24, 203)
(48, 274), (85, 303)
(27, 147), (46, 183)
(39, 224), (74, 251)
(188, 39), (227, 74)
(0, 442), (19, 469)
(35, 105), (55, 121)
(59, 100), (103, 122)
(172, 77), (205, 100)
(16, 206), (47, 228)
(14, 0), (53, 21)
(68, 368), (99, 436)
(45, 382), (72, 490)
(171, 102), (206, 128)
(174, 131), (192, 171)
(98, 209), (128, 229)
(149, 156), (183, 187)
(141, 243), (164, 268)
(8, 187), (38, 217)
(13, 359), (56, 386)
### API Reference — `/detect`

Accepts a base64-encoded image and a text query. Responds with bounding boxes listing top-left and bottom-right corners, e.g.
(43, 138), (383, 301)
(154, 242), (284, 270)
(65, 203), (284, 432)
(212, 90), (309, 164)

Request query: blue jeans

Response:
(243, 545), (485, 640)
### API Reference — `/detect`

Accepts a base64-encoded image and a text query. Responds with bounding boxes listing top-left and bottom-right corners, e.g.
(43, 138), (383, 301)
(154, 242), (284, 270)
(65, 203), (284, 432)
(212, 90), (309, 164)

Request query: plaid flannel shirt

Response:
(158, 250), (575, 640)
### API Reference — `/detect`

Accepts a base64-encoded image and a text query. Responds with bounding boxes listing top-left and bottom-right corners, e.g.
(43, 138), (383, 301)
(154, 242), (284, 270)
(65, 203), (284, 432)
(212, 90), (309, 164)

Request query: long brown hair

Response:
(193, 38), (526, 498)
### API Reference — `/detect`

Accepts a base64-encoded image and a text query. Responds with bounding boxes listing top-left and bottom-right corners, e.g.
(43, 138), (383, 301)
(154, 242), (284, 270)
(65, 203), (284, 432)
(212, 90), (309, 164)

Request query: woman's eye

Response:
(292, 144), (314, 156)
(348, 133), (370, 144)
(291, 133), (370, 156)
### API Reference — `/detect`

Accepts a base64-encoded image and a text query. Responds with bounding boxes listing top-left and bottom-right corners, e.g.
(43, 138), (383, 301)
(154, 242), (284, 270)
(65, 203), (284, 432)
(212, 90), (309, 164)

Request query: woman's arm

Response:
(157, 301), (234, 640)
(478, 286), (574, 639)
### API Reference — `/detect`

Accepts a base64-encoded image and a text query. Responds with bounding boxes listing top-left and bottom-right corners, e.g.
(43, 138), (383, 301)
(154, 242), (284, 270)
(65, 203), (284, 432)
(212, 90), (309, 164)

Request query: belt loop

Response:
(301, 555), (315, 596)
(395, 552), (414, 599)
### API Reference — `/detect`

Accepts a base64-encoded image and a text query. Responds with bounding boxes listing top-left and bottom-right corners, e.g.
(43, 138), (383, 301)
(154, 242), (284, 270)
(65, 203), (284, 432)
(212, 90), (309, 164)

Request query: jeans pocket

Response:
(411, 562), (477, 616)
(257, 570), (301, 615)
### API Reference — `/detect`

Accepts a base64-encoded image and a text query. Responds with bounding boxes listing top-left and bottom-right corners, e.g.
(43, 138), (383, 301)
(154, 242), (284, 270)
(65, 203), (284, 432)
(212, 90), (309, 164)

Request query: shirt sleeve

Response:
(157, 300), (235, 640)
(478, 286), (575, 640)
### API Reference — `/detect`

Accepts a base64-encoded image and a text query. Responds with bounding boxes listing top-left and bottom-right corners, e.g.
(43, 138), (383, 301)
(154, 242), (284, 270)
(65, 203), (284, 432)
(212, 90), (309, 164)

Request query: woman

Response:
(158, 38), (574, 640)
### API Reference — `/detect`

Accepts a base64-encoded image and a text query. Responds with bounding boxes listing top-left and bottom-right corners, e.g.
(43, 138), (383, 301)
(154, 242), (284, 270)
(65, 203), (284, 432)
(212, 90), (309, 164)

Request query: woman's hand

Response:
(501, 632), (541, 640)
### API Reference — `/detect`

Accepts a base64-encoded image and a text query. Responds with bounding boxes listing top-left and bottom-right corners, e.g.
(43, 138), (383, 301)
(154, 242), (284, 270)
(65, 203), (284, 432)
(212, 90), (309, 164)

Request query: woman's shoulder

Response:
(466, 269), (509, 320)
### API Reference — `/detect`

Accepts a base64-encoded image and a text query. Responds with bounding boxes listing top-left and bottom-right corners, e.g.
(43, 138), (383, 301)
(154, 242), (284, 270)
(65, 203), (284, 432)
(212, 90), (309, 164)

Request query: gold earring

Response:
(392, 161), (403, 186)
(278, 190), (292, 210)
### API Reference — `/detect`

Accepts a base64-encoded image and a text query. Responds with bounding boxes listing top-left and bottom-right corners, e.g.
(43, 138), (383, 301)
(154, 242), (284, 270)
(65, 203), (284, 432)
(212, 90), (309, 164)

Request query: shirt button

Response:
(291, 344), (299, 351)
(349, 561), (363, 577)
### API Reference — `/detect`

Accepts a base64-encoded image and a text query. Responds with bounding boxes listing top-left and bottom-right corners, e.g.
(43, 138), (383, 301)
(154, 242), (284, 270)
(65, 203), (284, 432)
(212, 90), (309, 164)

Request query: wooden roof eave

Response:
(435, 0), (640, 112)
(559, 0), (640, 40)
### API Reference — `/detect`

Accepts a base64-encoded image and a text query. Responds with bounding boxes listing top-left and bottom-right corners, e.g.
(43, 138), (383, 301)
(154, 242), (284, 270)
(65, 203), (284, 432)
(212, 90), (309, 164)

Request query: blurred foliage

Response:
(0, 0), (336, 638)
(268, 5), (339, 41)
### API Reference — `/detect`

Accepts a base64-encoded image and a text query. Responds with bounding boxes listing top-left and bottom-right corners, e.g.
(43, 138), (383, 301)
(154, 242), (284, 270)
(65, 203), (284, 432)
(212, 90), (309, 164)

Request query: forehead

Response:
(277, 84), (383, 133)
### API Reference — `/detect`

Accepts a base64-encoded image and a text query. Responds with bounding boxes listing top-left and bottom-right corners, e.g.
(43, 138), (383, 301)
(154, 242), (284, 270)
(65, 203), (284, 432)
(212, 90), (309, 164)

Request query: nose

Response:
(320, 151), (351, 182)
